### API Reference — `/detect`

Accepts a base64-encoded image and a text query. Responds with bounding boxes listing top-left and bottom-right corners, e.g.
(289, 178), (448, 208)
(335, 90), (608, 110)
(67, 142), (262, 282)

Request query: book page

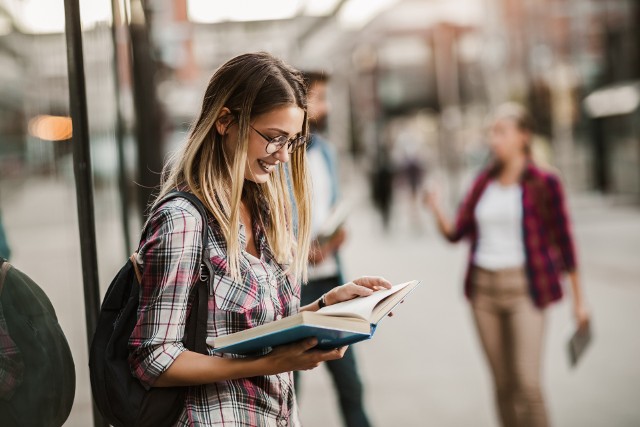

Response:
(316, 281), (415, 321)
(370, 280), (420, 324)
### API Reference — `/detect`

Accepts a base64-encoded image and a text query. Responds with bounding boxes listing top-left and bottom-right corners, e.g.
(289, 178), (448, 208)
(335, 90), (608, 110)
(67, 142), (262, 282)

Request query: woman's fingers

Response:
(297, 344), (347, 370)
(298, 338), (318, 353)
(268, 338), (350, 373)
(311, 346), (348, 362)
(576, 309), (590, 332)
(423, 182), (440, 207)
(345, 283), (374, 297)
(327, 276), (392, 305)
(422, 189), (433, 206)
(352, 276), (392, 291)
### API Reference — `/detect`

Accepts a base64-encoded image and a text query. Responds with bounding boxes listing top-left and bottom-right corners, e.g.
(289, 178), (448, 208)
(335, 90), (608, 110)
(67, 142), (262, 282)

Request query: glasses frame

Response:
(250, 125), (308, 154)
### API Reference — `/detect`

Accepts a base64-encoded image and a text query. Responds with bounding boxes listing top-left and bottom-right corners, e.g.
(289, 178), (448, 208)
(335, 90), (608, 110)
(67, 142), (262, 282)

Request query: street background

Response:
(2, 173), (639, 426)
(0, 0), (638, 426)
(299, 176), (640, 427)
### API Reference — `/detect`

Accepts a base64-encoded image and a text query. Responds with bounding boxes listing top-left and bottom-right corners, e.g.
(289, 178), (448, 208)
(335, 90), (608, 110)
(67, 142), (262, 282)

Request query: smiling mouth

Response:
(257, 159), (277, 173)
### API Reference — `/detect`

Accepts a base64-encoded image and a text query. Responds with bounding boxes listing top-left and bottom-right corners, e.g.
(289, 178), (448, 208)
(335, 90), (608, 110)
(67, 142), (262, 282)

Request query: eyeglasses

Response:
(250, 125), (308, 154)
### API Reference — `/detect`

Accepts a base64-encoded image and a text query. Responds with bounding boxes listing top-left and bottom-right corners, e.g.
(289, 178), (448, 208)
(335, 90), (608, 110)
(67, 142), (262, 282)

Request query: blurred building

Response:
(144, 0), (640, 200)
(480, 0), (640, 196)
(0, 1), (638, 425)
(0, 1), (146, 425)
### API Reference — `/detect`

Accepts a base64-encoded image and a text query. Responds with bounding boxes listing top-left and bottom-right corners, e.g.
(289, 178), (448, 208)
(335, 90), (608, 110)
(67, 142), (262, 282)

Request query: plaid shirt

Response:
(129, 197), (301, 426)
(448, 163), (577, 308)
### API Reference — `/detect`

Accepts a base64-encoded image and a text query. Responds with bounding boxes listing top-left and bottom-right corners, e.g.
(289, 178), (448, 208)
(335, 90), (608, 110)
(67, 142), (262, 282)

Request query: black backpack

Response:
(89, 192), (211, 427)
(0, 258), (76, 427)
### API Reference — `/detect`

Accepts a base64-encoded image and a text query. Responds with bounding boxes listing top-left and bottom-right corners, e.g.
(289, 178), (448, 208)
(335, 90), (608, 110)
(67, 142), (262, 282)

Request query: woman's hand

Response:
(422, 184), (455, 240)
(574, 302), (590, 332)
(422, 187), (439, 210)
(263, 338), (347, 374)
(325, 276), (393, 306)
(568, 271), (590, 332)
(422, 190), (438, 209)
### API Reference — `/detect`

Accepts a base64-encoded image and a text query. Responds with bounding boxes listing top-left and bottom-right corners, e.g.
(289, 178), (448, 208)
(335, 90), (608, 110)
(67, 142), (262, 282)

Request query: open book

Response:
(207, 280), (421, 355)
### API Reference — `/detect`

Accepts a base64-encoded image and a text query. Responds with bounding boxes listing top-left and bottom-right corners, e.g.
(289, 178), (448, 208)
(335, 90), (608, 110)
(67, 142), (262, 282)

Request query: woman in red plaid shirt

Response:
(128, 52), (391, 426)
(425, 103), (590, 427)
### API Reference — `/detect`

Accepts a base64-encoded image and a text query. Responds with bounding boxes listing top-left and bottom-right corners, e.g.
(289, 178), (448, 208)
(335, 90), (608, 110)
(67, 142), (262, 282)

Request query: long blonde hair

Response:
(152, 52), (311, 282)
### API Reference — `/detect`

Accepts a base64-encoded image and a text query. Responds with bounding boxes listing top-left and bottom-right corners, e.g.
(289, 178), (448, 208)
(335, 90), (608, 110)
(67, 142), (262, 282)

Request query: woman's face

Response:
(488, 118), (529, 162)
(225, 105), (305, 184)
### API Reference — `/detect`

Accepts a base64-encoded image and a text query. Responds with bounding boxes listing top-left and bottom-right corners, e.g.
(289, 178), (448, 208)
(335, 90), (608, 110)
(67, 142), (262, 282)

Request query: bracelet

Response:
(318, 293), (327, 309)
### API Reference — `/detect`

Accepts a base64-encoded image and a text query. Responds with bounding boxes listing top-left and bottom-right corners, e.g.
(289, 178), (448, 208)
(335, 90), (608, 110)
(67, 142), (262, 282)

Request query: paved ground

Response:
(298, 181), (640, 427)
(3, 175), (639, 427)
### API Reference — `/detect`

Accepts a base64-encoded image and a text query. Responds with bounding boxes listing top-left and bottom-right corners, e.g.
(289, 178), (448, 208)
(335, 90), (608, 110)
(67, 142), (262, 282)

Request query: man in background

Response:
(295, 71), (372, 427)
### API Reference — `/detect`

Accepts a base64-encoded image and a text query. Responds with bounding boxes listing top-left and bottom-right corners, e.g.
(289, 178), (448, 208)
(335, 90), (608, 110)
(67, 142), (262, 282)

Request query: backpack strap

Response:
(155, 191), (211, 251)
(152, 191), (211, 355)
(129, 254), (142, 284)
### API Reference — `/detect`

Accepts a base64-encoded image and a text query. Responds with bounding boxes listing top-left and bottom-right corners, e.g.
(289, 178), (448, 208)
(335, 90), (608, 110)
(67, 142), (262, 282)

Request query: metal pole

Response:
(63, 0), (108, 426)
(129, 0), (165, 219)
(110, 0), (133, 255)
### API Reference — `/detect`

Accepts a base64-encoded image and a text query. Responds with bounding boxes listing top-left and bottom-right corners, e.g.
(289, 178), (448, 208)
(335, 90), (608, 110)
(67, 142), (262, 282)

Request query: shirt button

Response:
(276, 314), (282, 320)
(270, 279), (277, 287)
(279, 419), (287, 426)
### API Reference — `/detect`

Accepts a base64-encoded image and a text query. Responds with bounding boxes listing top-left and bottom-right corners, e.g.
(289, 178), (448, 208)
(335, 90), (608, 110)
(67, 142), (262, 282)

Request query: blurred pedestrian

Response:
(424, 103), (590, 427)
(128, 52), (391, 426)
(294, 70), (373, 427)
(371, 146), (394, 231)
(392, 119), (428, 229)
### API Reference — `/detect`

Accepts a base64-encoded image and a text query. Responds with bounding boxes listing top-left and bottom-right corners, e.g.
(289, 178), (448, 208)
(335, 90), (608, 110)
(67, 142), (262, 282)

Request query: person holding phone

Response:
(424, 103), (590, 427)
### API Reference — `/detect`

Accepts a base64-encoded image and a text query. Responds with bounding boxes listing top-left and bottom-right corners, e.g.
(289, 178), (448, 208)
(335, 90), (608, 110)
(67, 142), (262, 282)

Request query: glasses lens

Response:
(265, 134), (308, 154)
(288, 136), (308, 153)
(266, 135), (287, 154)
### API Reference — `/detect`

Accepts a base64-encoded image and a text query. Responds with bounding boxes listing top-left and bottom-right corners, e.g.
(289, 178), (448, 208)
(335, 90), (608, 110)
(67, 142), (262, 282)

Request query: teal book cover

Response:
(207, 280), (419, 355)
(213, 324), (376, 354)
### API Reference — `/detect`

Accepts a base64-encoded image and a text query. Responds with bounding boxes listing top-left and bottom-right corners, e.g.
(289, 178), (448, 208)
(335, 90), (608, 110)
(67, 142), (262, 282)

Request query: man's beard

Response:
(310, 115), (328, 134)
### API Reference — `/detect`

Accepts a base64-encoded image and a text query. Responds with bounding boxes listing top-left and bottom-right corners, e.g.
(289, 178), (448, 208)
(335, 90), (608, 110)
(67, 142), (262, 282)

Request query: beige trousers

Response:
(471, 266), (549, 427)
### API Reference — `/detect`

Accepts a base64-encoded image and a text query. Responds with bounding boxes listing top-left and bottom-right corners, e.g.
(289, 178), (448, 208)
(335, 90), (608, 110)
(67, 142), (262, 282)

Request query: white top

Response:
(473, 181), (526, 271)
(307, 146), (339, 280)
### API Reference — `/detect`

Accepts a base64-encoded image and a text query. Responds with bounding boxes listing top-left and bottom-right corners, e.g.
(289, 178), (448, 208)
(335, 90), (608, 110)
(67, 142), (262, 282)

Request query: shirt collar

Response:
(239, 219), (271, 261)
(238, 221), (248, 250)
(520, 160), (537, 182)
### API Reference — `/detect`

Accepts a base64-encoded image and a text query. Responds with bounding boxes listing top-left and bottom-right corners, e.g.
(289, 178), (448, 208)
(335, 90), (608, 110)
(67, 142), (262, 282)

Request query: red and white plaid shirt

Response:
(449, 163), (578, 308)
(128, 197), (301, 426)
